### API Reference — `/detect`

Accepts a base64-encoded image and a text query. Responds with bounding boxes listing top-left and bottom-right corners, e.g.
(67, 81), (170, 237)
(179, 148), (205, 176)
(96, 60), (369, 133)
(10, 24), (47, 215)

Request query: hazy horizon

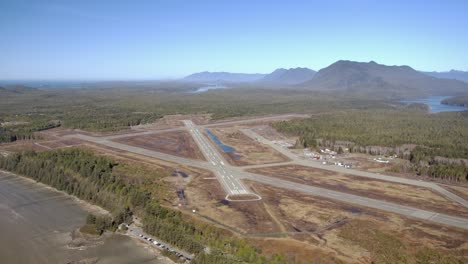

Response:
(2, 60), (468, 83)
(1, 0), (468, 80)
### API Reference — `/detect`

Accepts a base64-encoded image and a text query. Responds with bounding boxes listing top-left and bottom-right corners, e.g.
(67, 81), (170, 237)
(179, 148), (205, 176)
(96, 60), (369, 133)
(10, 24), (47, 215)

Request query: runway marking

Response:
(62, 119), (467, 229)
(184, 120), (252, 196)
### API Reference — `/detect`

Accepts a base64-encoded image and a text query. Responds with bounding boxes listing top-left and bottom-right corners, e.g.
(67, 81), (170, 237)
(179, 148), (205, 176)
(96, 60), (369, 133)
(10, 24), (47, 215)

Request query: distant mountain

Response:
(300, 60), (468, 97)
(422, 70), (468, 83)
(183, 71), (265, 83)
(259, 67), (316, 85)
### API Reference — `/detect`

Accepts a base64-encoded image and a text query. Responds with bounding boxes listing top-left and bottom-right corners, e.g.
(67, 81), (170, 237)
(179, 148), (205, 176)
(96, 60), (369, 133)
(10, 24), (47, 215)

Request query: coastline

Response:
(0, 169), (173, 264)
(0, 169), (110, 216)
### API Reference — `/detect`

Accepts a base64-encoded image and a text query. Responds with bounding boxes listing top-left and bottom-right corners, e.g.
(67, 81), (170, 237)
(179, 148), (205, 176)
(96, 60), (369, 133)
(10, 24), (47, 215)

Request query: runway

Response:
(61, 117), (468, 230)
(183, 120), (249, 195)
(237, 170), (468, 230)
(240, 128), (468, 208)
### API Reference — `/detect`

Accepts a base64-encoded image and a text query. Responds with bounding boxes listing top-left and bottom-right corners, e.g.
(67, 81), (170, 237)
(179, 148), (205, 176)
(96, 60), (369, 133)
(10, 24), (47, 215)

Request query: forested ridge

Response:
(274, 110), (468, 182)
(0, 148), (288, 263)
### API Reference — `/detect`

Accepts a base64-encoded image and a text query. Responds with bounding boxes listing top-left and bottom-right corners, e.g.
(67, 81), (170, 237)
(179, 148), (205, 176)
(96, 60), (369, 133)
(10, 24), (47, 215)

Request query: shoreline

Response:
(0, 169), (175, 264)
(0, 169), (109, 216)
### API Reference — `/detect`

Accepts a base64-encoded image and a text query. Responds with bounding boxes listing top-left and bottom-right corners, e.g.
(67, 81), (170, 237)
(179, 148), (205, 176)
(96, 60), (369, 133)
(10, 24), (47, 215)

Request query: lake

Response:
(190, 84), (229, 93)
(401, 96), (468, 113)
(0, 171), (167, 264)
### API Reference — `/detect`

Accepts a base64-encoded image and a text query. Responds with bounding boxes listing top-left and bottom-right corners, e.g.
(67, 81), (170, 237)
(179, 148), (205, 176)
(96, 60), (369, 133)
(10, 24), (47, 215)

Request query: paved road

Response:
(58, 117), (468, 230)
(240, 128), (468, 208)
(102, 127), (184, 140)
(236, 170), (468, 230)
(95, 114), (306, 140)
(183, 120), (249, 195)
(203, 114), (309, 128)
(87, 114), (306, 141)
(63, 134), (211, 170)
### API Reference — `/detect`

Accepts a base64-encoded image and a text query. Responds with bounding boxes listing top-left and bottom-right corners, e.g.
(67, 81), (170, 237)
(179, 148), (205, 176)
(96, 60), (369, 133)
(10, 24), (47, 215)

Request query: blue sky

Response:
(1, 0), (467, 80)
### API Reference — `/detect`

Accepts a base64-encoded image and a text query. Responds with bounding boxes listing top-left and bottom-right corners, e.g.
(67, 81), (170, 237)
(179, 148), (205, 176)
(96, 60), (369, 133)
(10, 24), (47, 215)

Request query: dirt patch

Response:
(133, 114), (212, 129)
(250, 125), (294, 141)
(247, 181), (383, 233)
(338, 153), (405, 173)
(184, 173), (282, 234)
(36, 139), (85, 149)
(247, 181), (468, 264)
(206, 127), (289, 166)
(112, 130), (205, 160)
(0, 140), (50, 152)
(247, 165), (468, 218)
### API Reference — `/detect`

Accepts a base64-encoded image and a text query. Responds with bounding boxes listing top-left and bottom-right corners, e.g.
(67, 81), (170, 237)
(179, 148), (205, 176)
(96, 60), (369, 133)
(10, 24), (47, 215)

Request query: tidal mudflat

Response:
(0, 171), (168, 264)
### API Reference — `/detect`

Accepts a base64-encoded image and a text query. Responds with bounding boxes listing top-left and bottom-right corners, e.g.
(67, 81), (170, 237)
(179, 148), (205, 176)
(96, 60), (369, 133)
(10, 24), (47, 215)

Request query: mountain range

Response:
(4, 61), (467, 98)
(421, 70), (468, 83)
(299, 60), (468, 97)
(259, 67), (316, 85)
(182, 67), (317, 85)
(184, 61), (468, 97)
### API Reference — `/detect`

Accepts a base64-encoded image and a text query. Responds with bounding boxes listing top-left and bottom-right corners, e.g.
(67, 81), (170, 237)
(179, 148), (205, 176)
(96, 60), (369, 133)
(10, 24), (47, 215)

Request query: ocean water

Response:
(0, 171), (164, 264)
(401, 96), (468, 113)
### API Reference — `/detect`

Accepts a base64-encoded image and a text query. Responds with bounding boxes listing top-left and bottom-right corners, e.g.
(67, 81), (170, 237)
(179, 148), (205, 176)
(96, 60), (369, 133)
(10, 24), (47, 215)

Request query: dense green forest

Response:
(0, 148), (287, 263)
(0, 115), (60, 143)
(0, 87), (390, 133)
(273, 110), (468, 182)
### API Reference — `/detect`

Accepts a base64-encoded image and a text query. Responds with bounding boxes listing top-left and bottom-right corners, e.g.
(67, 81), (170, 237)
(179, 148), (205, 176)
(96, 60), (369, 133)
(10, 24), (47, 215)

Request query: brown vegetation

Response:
(134, 113), (212, 129)
(208, 127), (289, 166)
(247, 165), (468, 217)
(113, 131), (205, 160)
(185, 173), (281, 234)
(248, 181), (468, 263)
